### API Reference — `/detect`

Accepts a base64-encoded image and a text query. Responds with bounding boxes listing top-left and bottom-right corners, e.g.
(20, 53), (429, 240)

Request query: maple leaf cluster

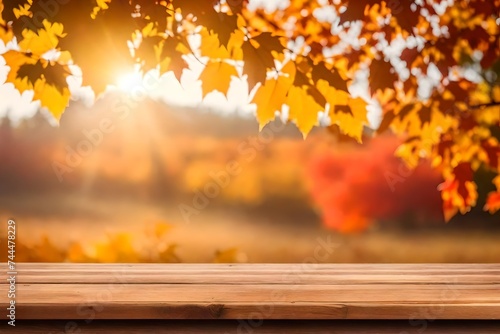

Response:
(0, 0), (499, 221)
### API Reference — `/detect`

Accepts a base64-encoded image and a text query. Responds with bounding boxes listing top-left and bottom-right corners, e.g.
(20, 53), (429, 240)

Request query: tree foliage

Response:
(0, 0), (499, 220)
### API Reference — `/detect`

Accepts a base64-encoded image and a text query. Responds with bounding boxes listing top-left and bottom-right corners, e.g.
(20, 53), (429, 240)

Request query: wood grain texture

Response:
(1, 263), (499, 321)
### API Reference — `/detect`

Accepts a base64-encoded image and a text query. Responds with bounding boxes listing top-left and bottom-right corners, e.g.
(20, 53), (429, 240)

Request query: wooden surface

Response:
(1, 263), (499, 321)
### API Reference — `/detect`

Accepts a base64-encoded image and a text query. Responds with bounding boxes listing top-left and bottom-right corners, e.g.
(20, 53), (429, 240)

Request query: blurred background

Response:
(0, 93), (499, 263)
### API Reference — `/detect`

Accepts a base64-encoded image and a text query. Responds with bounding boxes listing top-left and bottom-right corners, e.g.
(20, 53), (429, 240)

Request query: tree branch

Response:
(469, 101), (500, 110)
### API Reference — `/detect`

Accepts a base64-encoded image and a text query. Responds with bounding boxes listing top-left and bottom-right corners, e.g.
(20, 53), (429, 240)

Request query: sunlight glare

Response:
(116, 70), (144, 93)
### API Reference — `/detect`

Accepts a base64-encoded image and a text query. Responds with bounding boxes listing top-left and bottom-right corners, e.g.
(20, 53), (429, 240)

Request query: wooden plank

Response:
(15, 283), (500, 303)
(1, 320), (499, 334)
(10, 263), (500, 285)
(14, 273), (500, 284)
(1, 263), (499, 321)
(17, 302), (500, 320)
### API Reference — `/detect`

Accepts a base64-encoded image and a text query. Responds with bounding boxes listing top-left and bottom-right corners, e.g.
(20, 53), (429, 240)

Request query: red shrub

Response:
(307, 136), (443, 233)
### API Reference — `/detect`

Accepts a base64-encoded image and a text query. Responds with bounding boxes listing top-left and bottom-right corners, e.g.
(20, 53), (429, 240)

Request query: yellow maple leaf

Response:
(395, 140), (421, 169)
(19, 21), (66, 55)
(228, 29), (245, 60)
(199, 61), (238, 97)
(200, 30), (230, 59)
(2, 50), (37, 92)
(13, 4), (31, 19)
(287, 85), (323, 137)
(141, 22), (158, 38)
(330, 97), (368, 143)
(252, 61), (296, 128)
(3, 50), (70, 120)
(0, 29), (11, 44)
(317, 79), (368, 142)
(33, 79), (71, 121)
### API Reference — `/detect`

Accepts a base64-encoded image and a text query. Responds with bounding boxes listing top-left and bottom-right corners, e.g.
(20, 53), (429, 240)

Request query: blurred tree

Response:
(0, 0), (499, 220)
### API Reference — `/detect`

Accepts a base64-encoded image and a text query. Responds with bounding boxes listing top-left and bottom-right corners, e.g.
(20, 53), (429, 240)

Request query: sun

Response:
(115, 69), (144, 93)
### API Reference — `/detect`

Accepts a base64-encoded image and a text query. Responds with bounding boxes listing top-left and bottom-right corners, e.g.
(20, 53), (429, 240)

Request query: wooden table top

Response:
(2, 263), (500, 320)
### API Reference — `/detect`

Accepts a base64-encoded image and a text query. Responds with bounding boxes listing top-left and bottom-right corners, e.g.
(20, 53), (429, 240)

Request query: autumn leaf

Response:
(33, 79), (71, 121)
(252, 61), (296, 128)
(242, 32), (285, 90)
(3, 50), (38, 92)
(377, 110), (396, 134)
(397, 103), (416, 120)
(287, 85), (324, 137)
(199, 61), (238, 97)
(18, 61), (71, 93)
(418, 105), (433, 126)
(133, 1), (172, 32)
(3, 51), (71, 120)
(484, 191), (500, 214)
(481, 139), (500, 170)
(241, 45), (268, 89)
(440, 182), (459, 222)
(454, 162), (477, 210)
(252, 32), (285, 56)
(332, 97), (369, 143)
(484, 176), (500, 213)
(18, 21), (66, 55)
(200, 30), (231, 59)
(0, 1), (23, 24)
(339, 1), (369, 24)
(401, 48), (419, 67)
(369, 59), (398, 93)
(136, 35), (164, 71)
(390, 1), (420, 34)
(176, 1), (237, 45)
(207, 12), (239, 46)
(159, 38), (188, 80)
(311, 61), (348, 92)
(439, 162), (478, 221)
(317, 79), (368, 142)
